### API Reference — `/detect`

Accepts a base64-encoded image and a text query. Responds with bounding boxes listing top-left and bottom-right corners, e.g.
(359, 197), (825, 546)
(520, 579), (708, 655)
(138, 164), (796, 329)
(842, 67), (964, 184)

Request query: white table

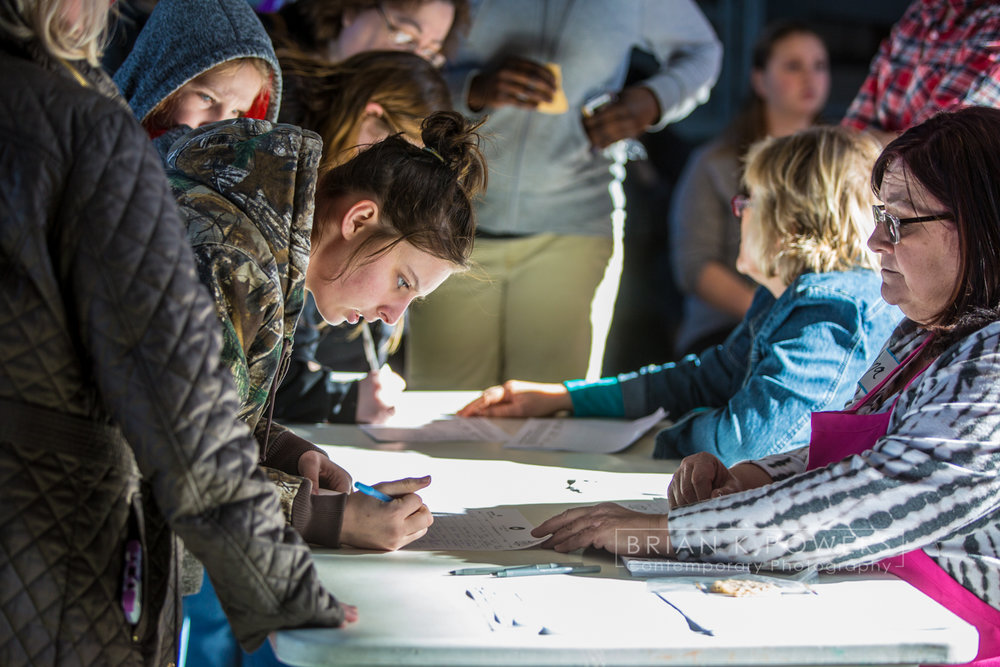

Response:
(273, 392), (979, 667)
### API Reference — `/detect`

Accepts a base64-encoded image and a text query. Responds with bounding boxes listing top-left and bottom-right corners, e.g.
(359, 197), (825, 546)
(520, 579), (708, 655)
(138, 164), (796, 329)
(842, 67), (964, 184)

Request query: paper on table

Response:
(360, 417), (510, 443)
(504, 408), (667, 453)
(465, 576), (690, 637)
(403, 507), (545, 551)
(618, 498), (672, 513)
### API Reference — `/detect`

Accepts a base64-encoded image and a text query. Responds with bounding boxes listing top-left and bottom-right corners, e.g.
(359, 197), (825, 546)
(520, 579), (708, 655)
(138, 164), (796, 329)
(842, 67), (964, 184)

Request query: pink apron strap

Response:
(847, 334), (936, 413)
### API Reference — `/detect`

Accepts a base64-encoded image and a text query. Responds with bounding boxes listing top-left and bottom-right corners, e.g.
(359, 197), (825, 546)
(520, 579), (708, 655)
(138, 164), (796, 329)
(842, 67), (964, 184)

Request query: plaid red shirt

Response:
(842, 0), (1000, 132)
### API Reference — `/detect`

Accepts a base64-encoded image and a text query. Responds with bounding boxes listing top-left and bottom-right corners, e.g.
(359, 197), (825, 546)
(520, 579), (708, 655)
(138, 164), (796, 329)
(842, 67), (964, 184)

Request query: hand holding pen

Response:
(340, 476), (433, 551)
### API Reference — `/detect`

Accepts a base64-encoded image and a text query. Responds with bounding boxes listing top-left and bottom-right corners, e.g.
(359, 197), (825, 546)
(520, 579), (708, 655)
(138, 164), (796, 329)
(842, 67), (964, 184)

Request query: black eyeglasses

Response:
(731, 194), (751, 218)
(374, 3), (446, 67)
(872, 204), (952, 244)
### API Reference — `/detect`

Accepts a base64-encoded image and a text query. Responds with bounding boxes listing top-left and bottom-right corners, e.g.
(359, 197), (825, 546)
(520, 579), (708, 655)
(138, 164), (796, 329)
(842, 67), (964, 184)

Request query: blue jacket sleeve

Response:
(653, 289), (871, 464)
(566, 288), (773, 419)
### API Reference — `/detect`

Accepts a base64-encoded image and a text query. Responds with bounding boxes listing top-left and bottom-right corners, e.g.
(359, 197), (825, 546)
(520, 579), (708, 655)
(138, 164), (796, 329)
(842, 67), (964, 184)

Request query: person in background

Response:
(260, 0), (468, 67)
(842, 0), (1000, 145)
(406, 0), (722, 390)
(533, 106), (1000, 664)
(273, 49), (453, 424)
(172, 111), (486, 665)
(113, 0), (280, 156)
(0, 0), (351, 664)
(460, 126), (900, 466)
(671, 20), (830, 357)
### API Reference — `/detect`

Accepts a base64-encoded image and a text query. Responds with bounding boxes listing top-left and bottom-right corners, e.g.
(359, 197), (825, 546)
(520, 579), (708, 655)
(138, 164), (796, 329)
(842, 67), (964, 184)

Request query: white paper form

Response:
(403, 507), (545, 551)
(504, 408), (666, 453)
(360, 417), (510, 443)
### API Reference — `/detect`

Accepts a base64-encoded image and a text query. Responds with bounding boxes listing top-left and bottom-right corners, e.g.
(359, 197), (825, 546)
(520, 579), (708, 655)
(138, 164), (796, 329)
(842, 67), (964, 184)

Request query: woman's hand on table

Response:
(667, 453), (773, 509)
(356, 364), (406, 424)
(299, 450), (353, 493)
(531, 502), (671, 556)
(340, 604), (359, 624)
(341, 476), (433, 551)
(457, 380), (573, 417)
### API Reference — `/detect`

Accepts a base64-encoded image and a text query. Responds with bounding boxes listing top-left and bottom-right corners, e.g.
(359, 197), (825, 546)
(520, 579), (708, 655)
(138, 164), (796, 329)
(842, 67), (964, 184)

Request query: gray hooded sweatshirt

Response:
(114, 0), (282, 153)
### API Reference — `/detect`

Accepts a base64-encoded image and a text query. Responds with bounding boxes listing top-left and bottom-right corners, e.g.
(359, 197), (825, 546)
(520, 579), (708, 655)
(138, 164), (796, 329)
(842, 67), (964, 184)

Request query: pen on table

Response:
(354, 481), (392, 502)
(503, 562), (582, 571)
(360, 320), (379, 372)
(494, 565), (601, 578)
(449, 566), (505, 576)
(449, 563), (581, 576)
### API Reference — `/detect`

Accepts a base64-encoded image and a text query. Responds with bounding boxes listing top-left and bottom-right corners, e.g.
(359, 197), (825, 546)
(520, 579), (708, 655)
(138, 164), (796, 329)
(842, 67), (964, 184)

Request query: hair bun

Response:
(420, 110), (488, 198)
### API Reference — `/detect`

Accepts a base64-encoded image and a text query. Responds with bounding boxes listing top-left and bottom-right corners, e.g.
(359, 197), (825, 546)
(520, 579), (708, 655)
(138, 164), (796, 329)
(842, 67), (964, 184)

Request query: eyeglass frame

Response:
(871, 204), (953, 244)
(374, 3), (446, 67)
(731, 194), (751, 218)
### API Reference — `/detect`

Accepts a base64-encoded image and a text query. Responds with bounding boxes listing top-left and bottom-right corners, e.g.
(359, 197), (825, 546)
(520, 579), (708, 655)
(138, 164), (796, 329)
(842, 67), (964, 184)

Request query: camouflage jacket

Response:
(167, 120), (346, 545)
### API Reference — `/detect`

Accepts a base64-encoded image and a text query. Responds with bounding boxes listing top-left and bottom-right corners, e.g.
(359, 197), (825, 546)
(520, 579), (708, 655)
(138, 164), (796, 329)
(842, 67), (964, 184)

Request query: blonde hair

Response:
(0, 0), (109, 66)
(142, 57), (273, 133)
(279, 49), (451, 169)
(741, 126), (881, 286)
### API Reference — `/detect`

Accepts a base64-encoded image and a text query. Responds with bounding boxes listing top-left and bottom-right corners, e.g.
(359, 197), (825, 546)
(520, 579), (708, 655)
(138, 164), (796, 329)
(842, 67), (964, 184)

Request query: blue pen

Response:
(354, 481), (393, 502)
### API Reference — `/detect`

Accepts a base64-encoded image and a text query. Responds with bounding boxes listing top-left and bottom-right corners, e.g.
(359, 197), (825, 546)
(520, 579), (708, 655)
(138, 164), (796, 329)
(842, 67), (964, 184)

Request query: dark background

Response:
(601, 0), (912, 375)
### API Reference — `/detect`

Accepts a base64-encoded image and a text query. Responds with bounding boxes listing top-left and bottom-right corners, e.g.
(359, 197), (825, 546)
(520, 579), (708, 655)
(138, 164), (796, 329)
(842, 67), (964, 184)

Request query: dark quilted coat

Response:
(0, 37), (345, 667)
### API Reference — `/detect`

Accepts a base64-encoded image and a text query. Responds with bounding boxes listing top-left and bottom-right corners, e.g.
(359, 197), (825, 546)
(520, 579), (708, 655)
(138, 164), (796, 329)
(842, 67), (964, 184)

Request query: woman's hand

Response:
(298, 450), (353, 494)
(339, 604), (359, 624)
(530, 503), (671, 556)
(457, 380), (573, 417)
(667, 453), (773, 509)
(340, 476), (433, 551)
(467, 56), (556, 111)
(356, 364), (406, 424)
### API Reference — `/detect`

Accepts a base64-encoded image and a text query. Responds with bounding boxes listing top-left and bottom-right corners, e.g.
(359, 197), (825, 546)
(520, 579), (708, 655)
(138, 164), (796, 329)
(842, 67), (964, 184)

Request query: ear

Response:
(342, 8), (358, 28)
(364, 101), (386, 119)
(340, 198), (379, 241)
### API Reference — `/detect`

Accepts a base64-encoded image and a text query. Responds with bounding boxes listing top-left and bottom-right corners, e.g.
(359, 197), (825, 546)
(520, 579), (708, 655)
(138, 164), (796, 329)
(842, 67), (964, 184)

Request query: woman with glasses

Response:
(460, 126), (900, 466)
(533, 107), (1000, 663)
(261, 0), (467, 67)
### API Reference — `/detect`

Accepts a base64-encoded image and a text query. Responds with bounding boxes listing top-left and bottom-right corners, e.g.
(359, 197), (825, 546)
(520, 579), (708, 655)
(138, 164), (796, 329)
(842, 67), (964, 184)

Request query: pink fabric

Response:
(807, 410), (891, 469)
(806, 335), (999, 664)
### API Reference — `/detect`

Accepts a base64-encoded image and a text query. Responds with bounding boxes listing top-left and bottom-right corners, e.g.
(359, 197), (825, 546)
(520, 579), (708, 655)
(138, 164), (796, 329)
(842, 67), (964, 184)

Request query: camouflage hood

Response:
(166, 120), (322, 417)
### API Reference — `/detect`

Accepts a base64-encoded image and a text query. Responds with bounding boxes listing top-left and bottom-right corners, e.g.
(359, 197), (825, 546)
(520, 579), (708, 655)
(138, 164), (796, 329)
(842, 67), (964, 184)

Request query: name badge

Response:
(857, 347), (899, 394)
